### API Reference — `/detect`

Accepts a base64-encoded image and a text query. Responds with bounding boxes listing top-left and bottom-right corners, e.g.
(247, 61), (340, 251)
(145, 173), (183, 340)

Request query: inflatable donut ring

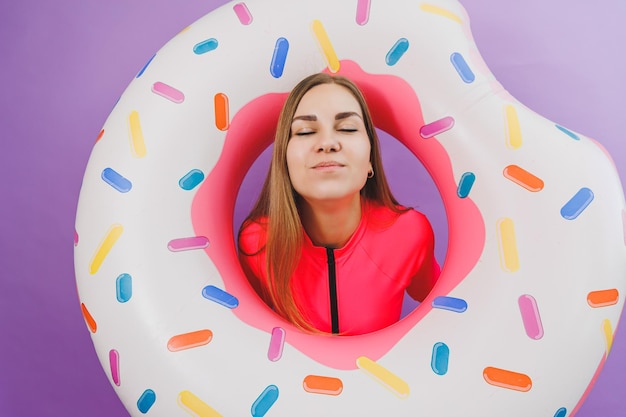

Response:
(74, 0), (626, 415)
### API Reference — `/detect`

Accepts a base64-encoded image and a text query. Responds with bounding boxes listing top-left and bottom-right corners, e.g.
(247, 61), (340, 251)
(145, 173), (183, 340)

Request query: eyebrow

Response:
(291, 112), (362, 123)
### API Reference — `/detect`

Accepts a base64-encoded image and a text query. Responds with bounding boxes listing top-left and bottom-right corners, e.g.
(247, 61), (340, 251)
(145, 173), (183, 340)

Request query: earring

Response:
(367, 170), (374, 178)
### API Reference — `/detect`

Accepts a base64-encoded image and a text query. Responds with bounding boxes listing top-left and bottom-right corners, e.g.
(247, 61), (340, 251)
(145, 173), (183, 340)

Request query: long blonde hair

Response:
(239, 73), (404, 331)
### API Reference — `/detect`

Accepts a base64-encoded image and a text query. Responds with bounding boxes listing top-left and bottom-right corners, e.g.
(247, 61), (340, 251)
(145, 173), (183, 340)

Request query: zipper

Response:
(326, 247), (339, 334)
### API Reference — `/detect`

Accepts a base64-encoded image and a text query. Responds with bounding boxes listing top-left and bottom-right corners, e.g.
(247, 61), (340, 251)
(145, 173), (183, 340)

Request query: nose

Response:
(316, 129), (341, 153)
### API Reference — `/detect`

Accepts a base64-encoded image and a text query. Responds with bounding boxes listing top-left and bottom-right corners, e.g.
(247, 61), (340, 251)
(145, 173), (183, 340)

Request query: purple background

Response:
(1, 1), (625, 416)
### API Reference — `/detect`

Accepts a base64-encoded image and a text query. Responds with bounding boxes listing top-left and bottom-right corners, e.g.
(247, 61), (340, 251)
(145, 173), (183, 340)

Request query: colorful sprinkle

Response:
(554, 407), (568, 417)
(556, 125), (580, 141)
(74, 229), (79, 246)
(89, 224), (124, 274)
(561, 188), (594, 220)
(311, 20), (340, 73)
(457, 172), (475, 198)
(587, 289), (619, 308)
(214, 93), (230, 131)
(518, 294), (544, 340)
(268, 327), (286, 362)
(202, 285), (239, 308)
(431, 342), (449, 375)
(504, 104), (522, 149)
(128, 110), (147, 158)
(136, 54), (155, 78)
(81, 303), (97, 333)
(167, 330), (213, 352)
(233, 2), (253, 25)
(386, 38), (409, 66)
(116, 273), (132, 303)
(178, 391), (221, 417)
(151, 81), (185, 104)
(503, 165), (544, 192)
(193, 38), (218, 55)
(356, 356), (409, 398)
(167, 236), (209, 251)
(270, 37), (289, 78)
(96, 128), (105, 143)
(137, 389), (156, 414)
(303, 375), (344, 395)
(419, 4), (463, 23)
(483, 367), (532, 392)
(497, 218), (519, 272)
(101, 168), (132, 193)
(355, 0), (371, 25)
(251, 385), (279, 417)
(179, 169), (205, 190)
(432, 296), (467, 312)
(450, 52), (475, 83)
(603, 319), (614, 352)
(109, 349), (121, 386)
(420, 116), (455, 138)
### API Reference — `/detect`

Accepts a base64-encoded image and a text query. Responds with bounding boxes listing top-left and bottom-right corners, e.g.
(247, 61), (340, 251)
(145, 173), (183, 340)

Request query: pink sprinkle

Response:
(167, 236), (210, 252)
(74, 229), (79, 246)
(268, 327), (286, 361)
(420, 116), (455, 139)
(109, 349), (120, 386)
(151, 82), (185, 104)
(233, 2), (253, 25)
(356, 0), (371, 25)
(518, 294), (544, 340)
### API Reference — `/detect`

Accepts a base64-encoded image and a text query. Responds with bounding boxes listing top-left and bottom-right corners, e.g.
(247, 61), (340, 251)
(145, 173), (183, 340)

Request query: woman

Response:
(238, 73), (439, 335)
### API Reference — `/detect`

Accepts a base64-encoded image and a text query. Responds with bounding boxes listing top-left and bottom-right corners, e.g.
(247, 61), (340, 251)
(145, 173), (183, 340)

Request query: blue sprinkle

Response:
(193, 38), (218, 55)
(137, 389), (156, 414)
(116, 273), (132, 303)
(457, 172), (475, 198)
(561, 187), (594, 220)
(431, 342), (450, 375)
(251, 385), (279, 417)
(386, 38), (409, 66)
(202, 285), (239, 309)
(101, 168), (132, 193)
(555, 125), (580, 141)
(270, 37), (289, 78)
(450, 52), (475, 83)
(554, 407), (567, 417)
(179, 169), (205, 190)
(432, 296), (468, 313)
(136, 54), (155, 78)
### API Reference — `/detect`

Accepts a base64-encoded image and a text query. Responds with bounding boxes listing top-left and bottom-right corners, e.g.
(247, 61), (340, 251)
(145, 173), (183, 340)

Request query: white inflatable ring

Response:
(74, 0), (626, 415)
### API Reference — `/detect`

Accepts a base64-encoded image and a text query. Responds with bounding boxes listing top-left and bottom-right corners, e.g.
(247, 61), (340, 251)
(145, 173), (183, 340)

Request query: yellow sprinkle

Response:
(504, 104), (522, 149)
(178, 391), (222, 417)
(128, 110), (147, 158)
(602, 319), (614, 353)
(497, 218), (519, 272)
(311, 20), (340, 73)
(89, 224), (123, 275)
(419, 4), (463, 23)
(356, 356), (410, 399)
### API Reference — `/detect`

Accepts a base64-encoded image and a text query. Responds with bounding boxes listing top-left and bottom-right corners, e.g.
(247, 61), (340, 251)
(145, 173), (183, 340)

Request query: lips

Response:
(312, 161), (345, 169)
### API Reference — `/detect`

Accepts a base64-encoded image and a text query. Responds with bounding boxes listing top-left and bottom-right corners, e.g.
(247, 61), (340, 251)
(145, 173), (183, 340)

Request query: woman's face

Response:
(286, 83), (372, 205)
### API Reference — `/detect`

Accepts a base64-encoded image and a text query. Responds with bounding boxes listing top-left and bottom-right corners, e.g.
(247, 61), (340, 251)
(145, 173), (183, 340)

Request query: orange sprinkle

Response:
(167, 330), (213, 352)
(81, 303), (97, 333)
(96, 129), (105, 143)
(503, 165), (544, 192)
(483, 367), (532, 392)
(587, 289), (619, 307)
(214, 93), (230, 131)
(303, 375), (344, 396)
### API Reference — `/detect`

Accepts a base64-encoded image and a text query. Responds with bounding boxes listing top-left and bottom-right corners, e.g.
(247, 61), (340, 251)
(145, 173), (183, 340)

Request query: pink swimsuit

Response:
(239, 203), (439, 335)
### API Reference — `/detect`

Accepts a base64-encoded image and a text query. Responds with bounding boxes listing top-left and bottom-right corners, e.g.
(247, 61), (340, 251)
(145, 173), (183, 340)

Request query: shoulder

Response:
(238, 217), (268, 254)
